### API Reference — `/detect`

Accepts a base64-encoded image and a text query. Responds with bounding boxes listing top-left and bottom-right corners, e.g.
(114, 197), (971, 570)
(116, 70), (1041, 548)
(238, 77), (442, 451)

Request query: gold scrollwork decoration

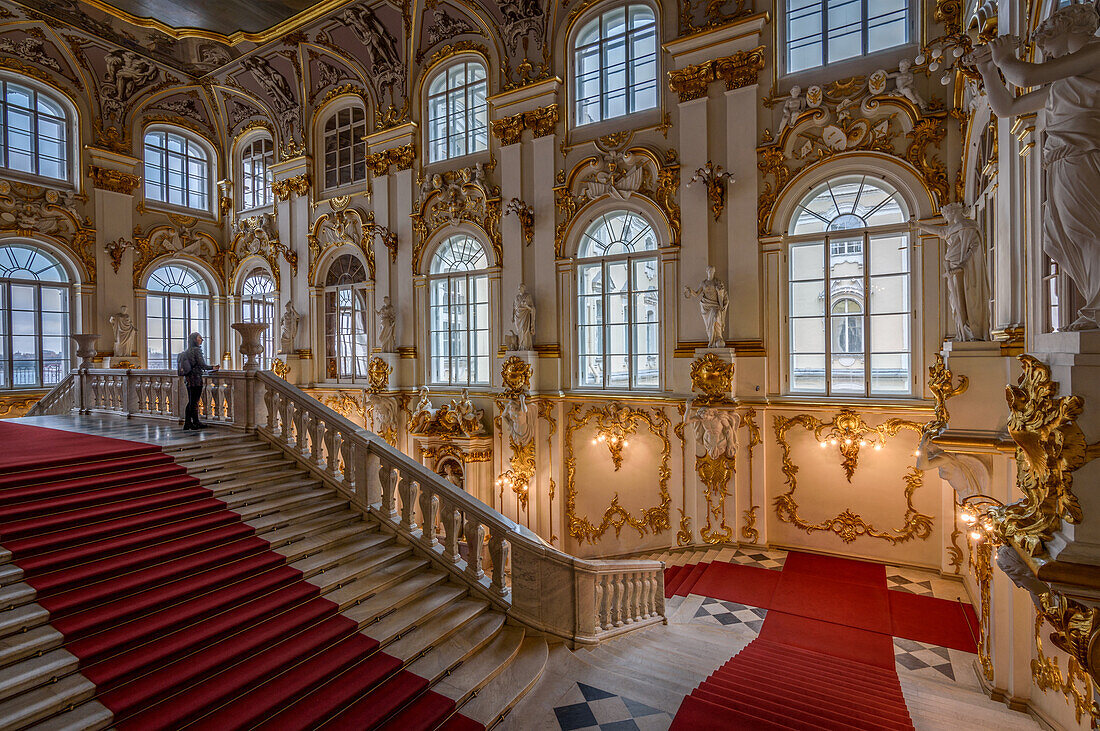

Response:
(0, 395), (39, 418)
(272, 173), (311, 201)
(1033, 605), (1100, 724)
(741, 406), (762, 543)
(925, 353), (969, 437)
(366, 143), (416, 177)
(271, 358), (289, 380)
(490, 104), (559, 146)
(772, 410), (933, 544)
(565, 403), (672, 543)
(690, 353), (734, 405)
(88, 166), (140, 194)
(677, 509), (693, 546)
(989, 355), (1100, 557)
(970, 537), (995, 681)
(367, 356), (392, 393)
(501, 356), (532, 398)
(698, 451), (734, 544)
(667, 46), (765, 102)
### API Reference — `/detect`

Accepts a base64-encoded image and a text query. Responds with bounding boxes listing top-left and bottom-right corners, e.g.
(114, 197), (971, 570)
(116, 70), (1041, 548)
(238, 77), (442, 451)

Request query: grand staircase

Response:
(0, 430), (551, 730)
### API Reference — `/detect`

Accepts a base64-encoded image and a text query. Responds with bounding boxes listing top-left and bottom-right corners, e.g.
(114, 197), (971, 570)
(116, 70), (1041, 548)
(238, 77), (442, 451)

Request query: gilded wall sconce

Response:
(688, 161), (735, 222)
(504, 198), (535, 247)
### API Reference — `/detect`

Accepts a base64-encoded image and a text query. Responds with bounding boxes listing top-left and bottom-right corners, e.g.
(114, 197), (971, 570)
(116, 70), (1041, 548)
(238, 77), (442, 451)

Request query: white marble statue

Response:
(689, 405), (740, 460)
(452, 389), (486, 436)
(512, 283), (535, 351)
(683, 265), (729, 349)
(916, 204), (991, 341)
(778, 85), (804, 133)
(376, 296), (397, 352)
(279, 301), (299, 353)
(890, 59), (927, 111)
(972, 5), (1100, 330)
(501, 393), (534, 444)
(108, 305), (136, 357)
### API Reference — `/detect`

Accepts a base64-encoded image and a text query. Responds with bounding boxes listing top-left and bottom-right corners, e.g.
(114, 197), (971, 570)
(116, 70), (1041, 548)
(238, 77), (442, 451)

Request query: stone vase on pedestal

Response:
(70, 334), (99, 369)
(232, 323), (268, 372)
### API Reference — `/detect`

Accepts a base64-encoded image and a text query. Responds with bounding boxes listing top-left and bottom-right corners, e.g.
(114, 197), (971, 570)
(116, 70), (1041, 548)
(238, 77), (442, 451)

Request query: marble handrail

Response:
(25, 372), (76, 417)
(28, 368), (666, 646)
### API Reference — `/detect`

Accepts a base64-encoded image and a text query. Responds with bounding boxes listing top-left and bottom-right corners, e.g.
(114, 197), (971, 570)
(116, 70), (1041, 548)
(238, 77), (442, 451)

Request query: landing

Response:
(14, 413), (233, 448)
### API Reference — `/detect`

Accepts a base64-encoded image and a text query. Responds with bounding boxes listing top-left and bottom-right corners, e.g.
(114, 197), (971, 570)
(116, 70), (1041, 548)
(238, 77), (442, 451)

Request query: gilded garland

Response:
(772, 410), (933, 544)
(565, 403), (672, 543)
(1032, 608), (1099, 725)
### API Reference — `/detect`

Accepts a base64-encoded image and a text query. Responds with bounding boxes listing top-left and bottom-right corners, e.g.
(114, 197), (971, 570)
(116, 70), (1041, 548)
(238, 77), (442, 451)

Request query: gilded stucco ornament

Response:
(741, 406), (762, 543)
(504, 198), (535, 247)
(409, 387), (486, 438)
(88, 166), (140, 194)
(1033, 608), (1100, 725)
(411, 163), (501, 274)
(773, 410), (933, 544)
(565, 403), (672, 543)
(271, 358), (290, 380)
(0, 180), (95, 283)
(688, 162), (734, 222)
(366, 143), (416, 177)
(490, 104), (559, 145)
(308, 206), (377, 284)
(272, 173), (311, 201)
(988, 355), (1100, 557)
(924, 353), (969, 437)
(365, 357), (399, 448)
(688, 404), (741, 545)
(689, 353), (734, 405)
(501, 356), (533, 399)
(667, 47), (765, 102)
(367, 357), (392, 394)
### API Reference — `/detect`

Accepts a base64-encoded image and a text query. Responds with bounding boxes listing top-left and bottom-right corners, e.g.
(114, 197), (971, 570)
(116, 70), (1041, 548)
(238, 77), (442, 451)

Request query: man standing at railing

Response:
(177, 332), (219, 430)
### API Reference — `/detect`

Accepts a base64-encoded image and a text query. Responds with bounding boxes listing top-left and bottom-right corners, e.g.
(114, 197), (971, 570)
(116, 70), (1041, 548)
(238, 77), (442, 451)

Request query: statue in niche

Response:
(971, 4), (1100, 330)
(512, 283), (535, 351)
(889, 59), (927, 111)
(501, 392), (533, 444)
(279, 301), (299, 353)
(102, 50), (159, 114)
(777, 85), (804, 132)
(452, 389), (486, 436)
(375, 296), (397, 352)
(439, 460), (464, 489)
(683, 265), (729, 349)
(915, 204), (990, 341)
(410, 387), (433, 432)
(241, 56), (296, 113)
(108, 305), (136, 357)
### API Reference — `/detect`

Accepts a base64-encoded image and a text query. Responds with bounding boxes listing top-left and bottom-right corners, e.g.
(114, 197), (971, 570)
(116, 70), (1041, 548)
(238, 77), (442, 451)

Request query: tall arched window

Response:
(429, 235), (490, 386)
(573, 4), (657, 127)
(144, 128), (211, 211)
(576, 211), (659, 389)
(0, 78), (70, 183)
(427, 60), (488, 163)
(324, 254), (369, 380)
(0, 243), (70, 389)
(146, 263), (211, 369)
(787, 175), (911, 396)
(240, 269), (275, 367)
(322, 106), (367, 191)
(240, 137), (273, 211)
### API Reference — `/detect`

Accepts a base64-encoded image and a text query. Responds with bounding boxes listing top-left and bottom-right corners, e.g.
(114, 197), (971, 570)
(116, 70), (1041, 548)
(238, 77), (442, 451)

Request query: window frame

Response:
(143, 126), (215, 215)
(0, 242), (72, 390)
(427, 234), (492, 388)
(238, 134), (274, 213)
(239, 268), (276, 368)
(323, 253), (370, 382)
(0, 75), (75, 188)
(320, 101), (368, 194)
(144, 263), (213, 370)
(783, 176), (916, 399)
(573, 209), (661, 392)
(781, 0), (916, 77)
(425, 57), (489, 165)
(570, 1), (660, 130)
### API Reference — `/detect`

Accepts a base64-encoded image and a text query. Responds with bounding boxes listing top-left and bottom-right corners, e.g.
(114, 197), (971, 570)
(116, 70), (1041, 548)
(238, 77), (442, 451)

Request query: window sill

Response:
(423, 149), (490, 172)
(143, 199), (215, 221)
(238, 204), (275, 218)
(2, 168), (74, 193)
(570, 108), (662, 143)
(780, 43), (917, 86)
(768, 393), (931, 411)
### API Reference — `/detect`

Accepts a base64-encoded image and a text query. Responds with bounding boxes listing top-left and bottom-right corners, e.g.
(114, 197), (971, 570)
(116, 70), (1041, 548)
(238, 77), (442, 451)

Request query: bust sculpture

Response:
(108, 305), (136, 357)
(916, 204), (990, 341)
(683, 266), (729, 349)
(972, 5), (1100, 330)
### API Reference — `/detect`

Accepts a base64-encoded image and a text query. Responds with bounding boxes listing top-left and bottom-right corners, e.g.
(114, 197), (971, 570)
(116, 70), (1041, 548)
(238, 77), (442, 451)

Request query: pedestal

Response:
(108, 355), (140, 369)
(940, 340), (1013, 432)
(504, 350), (538, 393)
(1032, 332), (1100, 564)
(694, 347), (736, 402)
(376, 352), (401, 390)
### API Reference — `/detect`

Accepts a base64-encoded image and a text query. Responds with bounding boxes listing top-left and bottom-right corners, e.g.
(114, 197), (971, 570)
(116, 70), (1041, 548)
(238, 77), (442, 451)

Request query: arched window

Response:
(240, 269), (275, 367)
(784, 0), (911, 74)
(0, 78), (70, 182)
(240, 137), (273, 211)
(144, 128), (211, 211)
(427, 60), (488, 163)
(146, 263), (211, 370)
(322, 106), (367, 191)
(324, 254), (369, 380)
(576, 210), (659, 389)
(429, 235), (490, 386)
(574, 4), (657, 127)
(0, 243), (70, 389)
(787, 175), (911, 396)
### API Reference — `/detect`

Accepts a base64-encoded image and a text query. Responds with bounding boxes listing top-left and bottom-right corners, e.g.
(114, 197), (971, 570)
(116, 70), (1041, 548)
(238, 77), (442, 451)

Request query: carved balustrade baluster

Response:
(418, 489), (438, 549)
(463, 520), (486, 581)
(612, 574), (625, 627)
(623, 573), (637, 624)
(337, 434), (353, 488)
(399, 480), (419, 532)
(281, 397), (294, 447)
(593, 578), (606, 632)
(382, 467), (400, 522)
(488, 533), (509, 596)
(264, 388), (277, 432)
(441, 502), (462, 564)
(600, 576), (614, 630)
(364, 452), (382, 505)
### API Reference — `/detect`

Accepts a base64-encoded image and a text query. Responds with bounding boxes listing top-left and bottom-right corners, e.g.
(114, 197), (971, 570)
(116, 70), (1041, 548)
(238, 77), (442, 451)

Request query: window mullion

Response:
(823, 235), (833, 396)
(863, 231), (871, 395)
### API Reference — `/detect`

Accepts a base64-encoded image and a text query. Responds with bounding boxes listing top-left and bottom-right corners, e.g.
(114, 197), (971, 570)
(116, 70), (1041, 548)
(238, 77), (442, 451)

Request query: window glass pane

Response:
(573, 4), (657, 125)
(786, 0), (911, 73)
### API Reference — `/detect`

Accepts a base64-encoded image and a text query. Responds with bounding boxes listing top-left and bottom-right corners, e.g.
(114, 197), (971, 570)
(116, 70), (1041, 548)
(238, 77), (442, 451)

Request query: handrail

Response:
(24, 367), (666, 647)
(25, 372), (76, 417)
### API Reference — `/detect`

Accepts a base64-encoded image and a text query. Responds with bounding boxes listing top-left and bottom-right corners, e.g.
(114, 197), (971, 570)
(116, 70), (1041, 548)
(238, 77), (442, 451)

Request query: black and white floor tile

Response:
(893, 638), (979, 689)
(692, 597), (767, 632)
(886, 572), (935, 596)
(885, 567), (969, 602)
(727, 549), (787, 571)
(552, 682), (671, 731)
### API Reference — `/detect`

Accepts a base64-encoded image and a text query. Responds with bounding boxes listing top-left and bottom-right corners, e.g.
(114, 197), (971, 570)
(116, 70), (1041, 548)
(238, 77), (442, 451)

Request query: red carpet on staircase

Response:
(0, 421), (481, 730)
(669, 549), (979, 730)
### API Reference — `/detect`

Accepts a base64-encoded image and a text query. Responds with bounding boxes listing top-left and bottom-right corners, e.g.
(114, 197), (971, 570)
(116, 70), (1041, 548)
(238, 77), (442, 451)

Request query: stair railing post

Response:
(463, 519), (486, 582)
(441, 502), (462, 565)
(399, 480), (419, 532)
(382, 467), (400, 523)
(418, 488), (438, 549)
(488, 533), (509, 597)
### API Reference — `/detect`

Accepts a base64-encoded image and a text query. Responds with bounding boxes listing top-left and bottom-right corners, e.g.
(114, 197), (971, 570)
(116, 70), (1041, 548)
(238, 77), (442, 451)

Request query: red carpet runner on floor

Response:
(0, 421), (481, 730)
(668, 550), (979, 730)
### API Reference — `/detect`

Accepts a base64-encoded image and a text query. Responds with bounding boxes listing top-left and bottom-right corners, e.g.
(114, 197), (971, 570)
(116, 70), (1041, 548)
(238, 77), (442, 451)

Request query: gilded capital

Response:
(88, 165), (140, 195)
(272, 173), (311, 201)
(668, 62), (714, 103)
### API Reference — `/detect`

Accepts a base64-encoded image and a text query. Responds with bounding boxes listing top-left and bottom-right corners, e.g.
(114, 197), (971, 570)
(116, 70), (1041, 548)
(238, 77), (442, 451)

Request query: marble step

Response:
(455, 636), (549, 727)
(404, 608), (504, 681)
(323, 555), (431, 611)
(305, 544), (414, 595)
(0, 648), (78, 704)
(383, 599), (493, 665)
(357, 583), (466, 642)
(190, 458), (297, 482)
(331, 569), (448, 626)
(0, 625), (64, 670)
(0, 565), (24, 588)
(0, 672), (95, 731)
(169, 441), (274, 462)
(26, 700), (113, 731)
(244, 497), (351, 534)
(200, 465), (306, 489)
(213, 477), (317, 506)
(0, 582), (36, 613)
(234, 489), (337, 522)
(271, 522), (373, 564)
(252, 511), (364, 549)
(289, 533), (394, 578)
(187, 449), (289, 470)
(0, 604), (49, 641)
(432, 626), (524, 705)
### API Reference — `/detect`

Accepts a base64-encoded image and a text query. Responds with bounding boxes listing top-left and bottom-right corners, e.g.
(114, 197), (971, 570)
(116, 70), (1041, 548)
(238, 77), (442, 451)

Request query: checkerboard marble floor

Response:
(552, 682), (672, 731)
(726, 548), (787, 571)
(692, 597), (768, 632)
